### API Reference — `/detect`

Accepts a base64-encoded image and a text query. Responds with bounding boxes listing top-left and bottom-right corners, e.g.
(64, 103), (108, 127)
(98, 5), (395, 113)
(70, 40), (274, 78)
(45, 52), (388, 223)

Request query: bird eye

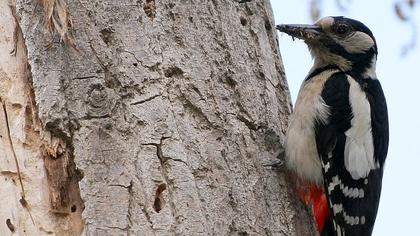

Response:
(335, 24), (350, 35)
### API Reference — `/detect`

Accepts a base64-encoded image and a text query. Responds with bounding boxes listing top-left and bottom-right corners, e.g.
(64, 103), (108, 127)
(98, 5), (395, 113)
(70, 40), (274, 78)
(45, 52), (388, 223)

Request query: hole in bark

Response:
(168, 11), (175, 21)
(6, 219), (15, 232)
(11, 103), (22, 109)
(264, 19), (272, 31)
(164, 66), (184, 77)
(71, 205), (77, 212)
(19, 198), (28, 208)
(188, 16), (194, 23)
(100, 28), (114, 45)
(153, 183), (167, 213)
(238, 232), (249, 236)
(258, 72), (265, 79)
(225, 76), (237, 88)
(240, 17), (247, 26)
(144, 0), (156, 19)
(133, 63), (138, 67)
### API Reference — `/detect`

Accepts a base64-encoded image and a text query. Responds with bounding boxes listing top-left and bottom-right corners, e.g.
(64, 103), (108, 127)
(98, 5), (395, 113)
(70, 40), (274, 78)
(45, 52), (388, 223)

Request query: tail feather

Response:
(320, 216), (335, 236)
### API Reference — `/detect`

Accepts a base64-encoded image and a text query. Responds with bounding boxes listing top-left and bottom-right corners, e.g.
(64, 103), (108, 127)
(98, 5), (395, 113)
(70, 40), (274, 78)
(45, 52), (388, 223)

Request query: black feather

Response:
(315, 72), (388, 236)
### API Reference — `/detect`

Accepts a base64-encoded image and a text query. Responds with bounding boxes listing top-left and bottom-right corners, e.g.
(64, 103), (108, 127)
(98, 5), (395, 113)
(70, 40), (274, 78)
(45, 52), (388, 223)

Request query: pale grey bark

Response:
(0, 0), (317, 235)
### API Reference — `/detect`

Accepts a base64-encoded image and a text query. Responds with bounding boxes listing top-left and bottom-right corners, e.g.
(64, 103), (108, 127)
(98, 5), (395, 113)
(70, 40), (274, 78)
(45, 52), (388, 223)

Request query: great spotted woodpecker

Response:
(277, 16), (389, 236)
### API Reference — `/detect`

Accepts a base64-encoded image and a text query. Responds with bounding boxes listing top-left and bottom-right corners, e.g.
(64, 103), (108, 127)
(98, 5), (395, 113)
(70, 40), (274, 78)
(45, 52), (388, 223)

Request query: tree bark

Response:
(0, 0), (316, 235)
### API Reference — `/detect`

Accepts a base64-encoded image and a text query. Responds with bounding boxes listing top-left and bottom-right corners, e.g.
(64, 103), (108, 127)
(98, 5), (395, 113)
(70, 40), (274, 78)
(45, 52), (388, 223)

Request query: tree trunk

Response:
(0, 0), (316, 235)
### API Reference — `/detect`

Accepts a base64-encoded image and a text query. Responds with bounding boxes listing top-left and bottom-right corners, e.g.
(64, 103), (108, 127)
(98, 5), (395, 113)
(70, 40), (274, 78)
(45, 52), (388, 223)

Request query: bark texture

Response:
(0, 0), (316, 235)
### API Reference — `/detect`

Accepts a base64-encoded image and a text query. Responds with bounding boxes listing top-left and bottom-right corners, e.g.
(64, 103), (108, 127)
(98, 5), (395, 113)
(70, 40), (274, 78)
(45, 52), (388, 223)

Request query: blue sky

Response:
(271, 1), (420, 235)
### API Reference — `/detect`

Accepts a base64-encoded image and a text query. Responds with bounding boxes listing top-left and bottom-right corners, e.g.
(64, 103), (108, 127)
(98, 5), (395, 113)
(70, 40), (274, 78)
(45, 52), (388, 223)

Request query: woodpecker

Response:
(277, 16), (388, 236)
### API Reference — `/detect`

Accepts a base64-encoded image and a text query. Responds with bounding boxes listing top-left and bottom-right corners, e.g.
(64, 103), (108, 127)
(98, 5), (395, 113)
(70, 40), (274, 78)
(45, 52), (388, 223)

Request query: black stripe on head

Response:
(318, 37), (376, 78)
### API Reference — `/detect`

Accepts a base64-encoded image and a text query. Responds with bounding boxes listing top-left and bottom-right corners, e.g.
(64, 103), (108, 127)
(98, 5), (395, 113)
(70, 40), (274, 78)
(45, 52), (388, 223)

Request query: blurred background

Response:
(270, 1), (420, 235)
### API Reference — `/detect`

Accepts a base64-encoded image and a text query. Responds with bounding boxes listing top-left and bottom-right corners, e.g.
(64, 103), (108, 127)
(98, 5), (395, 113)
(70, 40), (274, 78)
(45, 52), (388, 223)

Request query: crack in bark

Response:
(237, 114), (259, 131)
(101, 225), (127, 231)
(122, 49), (165, 75)
(142, 137), (189, 167)
(72, 75), (97, 80)
(179, 94), (214, 128)
(141, 136), (170, 165)
(108, 183), (132, 189)
(133, 151), (157, 235)
(140, 205), (155, 234)
(130, 94), (161, 105)
(126, 180), (134, 235)
(8, 4), (19, 56)
(88, 41), (109, 71)
(1, 102), (25, 198)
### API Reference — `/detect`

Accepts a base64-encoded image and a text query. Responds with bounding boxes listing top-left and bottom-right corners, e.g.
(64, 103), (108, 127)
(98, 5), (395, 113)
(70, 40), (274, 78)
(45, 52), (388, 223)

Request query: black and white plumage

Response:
(277, 16), (389, 236)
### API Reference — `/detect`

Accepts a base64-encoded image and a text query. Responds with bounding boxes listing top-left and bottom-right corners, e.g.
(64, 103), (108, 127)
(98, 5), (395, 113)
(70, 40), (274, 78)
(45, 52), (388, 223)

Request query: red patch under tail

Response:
(298, 181), (330, 234)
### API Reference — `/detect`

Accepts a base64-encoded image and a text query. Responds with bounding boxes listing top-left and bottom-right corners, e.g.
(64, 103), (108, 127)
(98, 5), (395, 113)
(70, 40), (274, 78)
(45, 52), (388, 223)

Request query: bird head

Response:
(277, 16), (377, 78)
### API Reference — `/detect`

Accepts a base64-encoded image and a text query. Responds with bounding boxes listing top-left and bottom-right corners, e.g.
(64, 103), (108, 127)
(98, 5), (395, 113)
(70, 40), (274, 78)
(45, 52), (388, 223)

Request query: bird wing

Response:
(315, 72), (388, 236)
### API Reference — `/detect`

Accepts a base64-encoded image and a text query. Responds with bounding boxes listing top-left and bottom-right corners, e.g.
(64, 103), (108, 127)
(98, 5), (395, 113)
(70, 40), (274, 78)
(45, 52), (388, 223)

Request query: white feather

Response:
(363, 56), (377, 78)
(333, 203), (343, 215)
(344, 76), (375, 180)
(337, 225), (342, 236)
(339, 31), (375, 54)
(285, 69), (339, 185)
(361, 216), (366, 224)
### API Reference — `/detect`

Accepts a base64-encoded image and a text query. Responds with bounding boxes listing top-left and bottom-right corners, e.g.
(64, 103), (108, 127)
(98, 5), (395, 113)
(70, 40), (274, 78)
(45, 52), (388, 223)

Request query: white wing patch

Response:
(344, 77), (375, 180)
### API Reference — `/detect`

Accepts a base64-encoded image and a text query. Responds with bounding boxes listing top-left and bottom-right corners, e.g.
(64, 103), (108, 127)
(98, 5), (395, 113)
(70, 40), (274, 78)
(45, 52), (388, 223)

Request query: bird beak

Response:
(276, 24), (321, 41)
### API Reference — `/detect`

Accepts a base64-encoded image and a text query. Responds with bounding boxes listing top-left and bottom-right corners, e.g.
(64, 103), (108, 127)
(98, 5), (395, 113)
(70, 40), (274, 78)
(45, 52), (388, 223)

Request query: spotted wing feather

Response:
(315, 72), (388, 236)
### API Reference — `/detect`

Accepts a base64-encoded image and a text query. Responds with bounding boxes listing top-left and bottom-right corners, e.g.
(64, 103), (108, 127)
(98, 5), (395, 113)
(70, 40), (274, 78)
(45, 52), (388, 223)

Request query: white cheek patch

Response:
(344, 76), (375, 180)
(339, 31), (375, 53)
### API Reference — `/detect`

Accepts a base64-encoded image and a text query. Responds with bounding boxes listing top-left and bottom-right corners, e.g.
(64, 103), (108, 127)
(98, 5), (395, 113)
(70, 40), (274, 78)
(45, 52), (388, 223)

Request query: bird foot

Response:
(263, 146), (285, 169)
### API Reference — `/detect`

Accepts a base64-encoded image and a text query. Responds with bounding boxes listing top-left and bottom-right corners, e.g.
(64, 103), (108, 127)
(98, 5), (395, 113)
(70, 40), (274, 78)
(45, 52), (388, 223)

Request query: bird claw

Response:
(263, 160), (284, 169)
(274, 147), (285, 160)
(264, 146), (285, 169)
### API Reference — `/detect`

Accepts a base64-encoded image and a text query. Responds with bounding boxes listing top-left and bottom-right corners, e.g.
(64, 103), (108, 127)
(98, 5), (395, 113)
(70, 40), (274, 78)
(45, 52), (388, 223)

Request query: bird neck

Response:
(309, 41), (378, 79)
(309, 53), (377, 80)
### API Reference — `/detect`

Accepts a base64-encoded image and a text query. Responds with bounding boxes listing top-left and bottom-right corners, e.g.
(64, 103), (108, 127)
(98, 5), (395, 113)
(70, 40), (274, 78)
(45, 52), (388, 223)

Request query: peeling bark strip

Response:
(41, 138), (83, 215)
(0, 1), (84, 235)
(15, 0), (316, 235)
(38, 0), (78, 50)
